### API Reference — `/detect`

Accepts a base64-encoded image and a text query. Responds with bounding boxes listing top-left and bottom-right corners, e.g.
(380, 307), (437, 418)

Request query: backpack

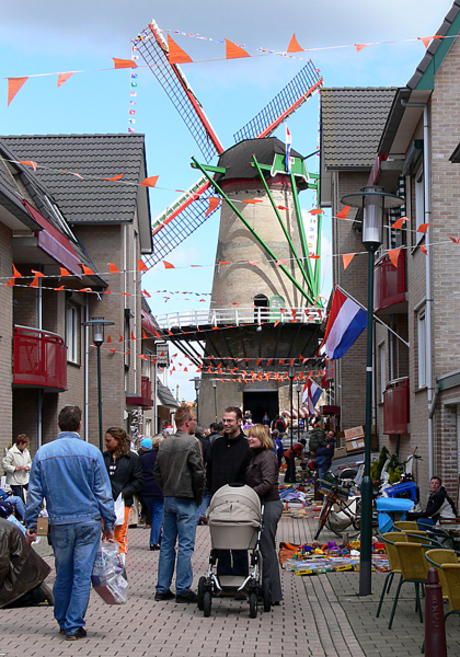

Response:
(275, 418), (286, 433)
(0, 500), (14, 518)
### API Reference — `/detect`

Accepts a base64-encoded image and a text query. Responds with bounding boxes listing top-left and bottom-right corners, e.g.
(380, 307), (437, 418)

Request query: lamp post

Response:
(191, 377), (201, 423)
(296, 381), (302, 441)
(82, 316), (114, 451)
(212, 379), (217, 421)
(288, 363), (296, 482)
(341, 185), (404, 596)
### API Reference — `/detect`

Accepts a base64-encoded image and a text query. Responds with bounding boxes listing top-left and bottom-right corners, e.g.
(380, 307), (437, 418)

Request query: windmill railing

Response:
(155, 306), (325, 331)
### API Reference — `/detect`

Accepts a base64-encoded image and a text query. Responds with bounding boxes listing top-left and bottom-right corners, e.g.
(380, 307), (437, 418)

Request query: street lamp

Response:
(212, 379), (217, 421)
(190, 377), (201, 424)
(296, 381), (302, 442)
(82, 316), (114, 451)
(287, 363), (296, 483)
(341, 185), (404, 596)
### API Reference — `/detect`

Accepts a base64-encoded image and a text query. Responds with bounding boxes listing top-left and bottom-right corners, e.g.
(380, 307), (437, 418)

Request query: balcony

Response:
(383, 377), (409, 435)
(126, 376), (153, 408)
(13, 325), (67, 392)
(374, 249), (407, 315)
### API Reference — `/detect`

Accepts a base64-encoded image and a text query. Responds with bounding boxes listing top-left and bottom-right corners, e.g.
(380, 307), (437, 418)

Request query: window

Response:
(414, 166), (424, 244)
(65, 304), (79, 364)
(124, 309), (132, 370)
(379, 343), (386, 403)
(417, 307), (427, 388)
(254, 294), (269, 323)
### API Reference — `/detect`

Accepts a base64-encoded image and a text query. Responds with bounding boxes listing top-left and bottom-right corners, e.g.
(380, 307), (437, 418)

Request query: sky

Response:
(0, 0), (454, 399)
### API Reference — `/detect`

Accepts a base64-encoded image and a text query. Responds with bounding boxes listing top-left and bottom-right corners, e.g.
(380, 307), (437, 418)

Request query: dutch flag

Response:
(320, 287), (367, 360)
(302, 378), (323, 415)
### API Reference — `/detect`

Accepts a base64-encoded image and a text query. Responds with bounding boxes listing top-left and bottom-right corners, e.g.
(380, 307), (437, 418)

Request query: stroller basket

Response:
(207, 485), (262, 550)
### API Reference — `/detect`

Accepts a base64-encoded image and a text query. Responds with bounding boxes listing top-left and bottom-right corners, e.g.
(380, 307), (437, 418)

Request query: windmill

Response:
(134, 22), (325, 424)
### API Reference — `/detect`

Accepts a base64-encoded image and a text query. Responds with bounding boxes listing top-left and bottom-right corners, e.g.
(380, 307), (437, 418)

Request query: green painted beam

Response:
(289, 171), (315, 286)
(191, 163), (227, 174)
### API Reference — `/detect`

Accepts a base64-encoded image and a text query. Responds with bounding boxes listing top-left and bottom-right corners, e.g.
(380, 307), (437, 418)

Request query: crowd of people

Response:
(0, 404), (339, 641)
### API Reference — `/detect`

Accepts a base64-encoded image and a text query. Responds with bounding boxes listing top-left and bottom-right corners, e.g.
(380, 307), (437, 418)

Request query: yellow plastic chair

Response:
(376, 532), (407, 618)
(440, 563), (460, 625)
(393, 520), (419, 532)
(425, 548), (459, 598)
(388, 542), (429, 629)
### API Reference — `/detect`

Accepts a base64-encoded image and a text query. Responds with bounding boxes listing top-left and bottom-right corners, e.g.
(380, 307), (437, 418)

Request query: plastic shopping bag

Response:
(91, 541), (128, 604)
(114, 493), (125, 526)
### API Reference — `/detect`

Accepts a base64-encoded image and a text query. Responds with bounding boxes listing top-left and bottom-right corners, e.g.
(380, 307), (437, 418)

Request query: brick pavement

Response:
(1, 517), (460, 656)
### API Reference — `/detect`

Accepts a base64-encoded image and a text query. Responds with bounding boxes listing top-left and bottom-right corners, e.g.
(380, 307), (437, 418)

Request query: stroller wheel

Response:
(203, 590), (212, 617)
(197, 576), (206, 611)
(249, 591), (258, 618)
(262, 583), (271, 612)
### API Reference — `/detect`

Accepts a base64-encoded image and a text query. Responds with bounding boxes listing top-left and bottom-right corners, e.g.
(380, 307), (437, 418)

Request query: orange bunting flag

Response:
(163, 261), (175, 269)
(103, 286), (111, 294)
(309, 208), (324, 215)
(277, 205), (289, 211)
(107, 335), (112, 343)
(420, 245), (428, 255)
(232, 302), (239, 306)
(449, 236), (460, 244)
(54, 285), (64, 291)
(19, 160), (37, 171)
(109, 348), (117, 353)
(102, 173), (124, 181)
(355, 43), (369, 52)
(81, 264), (95, 275)
(59, 267), (71, 276)
(167, 34), (193, 64)
(6, 278), (15, 286)
(276, 259), (287, 266)
(247, 260), (260, 265)
(417, 35), (443, 49)
(342, 253), (355, 270)
(29, 275), (41, 288)
(206, 197), (221, 216)
(141, 289), (151, 297)
(140, 175), (158, 187)
(225, 39), (250, 59)
(388, 248), (401, 268)
(12, 264), (21, 278)
(335, 205), (350, 218)
(309, 254), (320, 259)
(121, 291), (131, 296)
(118, 333), (124, 342)
(8, 77), (28, 106)
(31, 270), (44, 277)
(131, 331), (136, 340)
(57, 72), (74, 87)
(242, 198), (263, 204)
(287, 33), (304, 53)
(219, 261), (231, 265)
(78, 287), (92, 292)
(142, 330), (148, 339)
(137, 259), (148, 271)
(417, 222), (432, 233)
(112, 58), (138, 69)
(392, 216), (409, 229)
(107, 263), (120, 273)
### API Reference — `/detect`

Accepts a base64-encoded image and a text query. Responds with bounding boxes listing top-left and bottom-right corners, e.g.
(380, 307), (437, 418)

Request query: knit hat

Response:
(140, 437), (152, 450)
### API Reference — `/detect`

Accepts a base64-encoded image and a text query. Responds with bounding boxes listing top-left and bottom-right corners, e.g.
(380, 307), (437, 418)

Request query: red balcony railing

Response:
(374, 249), (406, 312)
(126, 376), (153, 408)
(13, 325), (67, 391)
(383, 377), (409, 435)
(141, 376), (152, 401)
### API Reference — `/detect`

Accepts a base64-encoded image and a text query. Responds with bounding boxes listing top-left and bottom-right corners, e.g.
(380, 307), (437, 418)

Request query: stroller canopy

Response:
(207, 485), (261, 527)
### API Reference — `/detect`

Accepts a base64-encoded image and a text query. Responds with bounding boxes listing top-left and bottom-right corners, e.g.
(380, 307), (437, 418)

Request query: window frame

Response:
(65, 303), (80, 365)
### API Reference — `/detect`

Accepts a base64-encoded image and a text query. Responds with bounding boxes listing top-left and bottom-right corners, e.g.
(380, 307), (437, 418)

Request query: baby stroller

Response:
(197, 484), (271, 618)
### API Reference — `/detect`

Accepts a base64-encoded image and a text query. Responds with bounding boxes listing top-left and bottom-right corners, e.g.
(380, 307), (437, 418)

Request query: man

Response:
(206, 406), (252, 577)
(208, 421), (223, 444)
(25, 405), (115, 641)
(314, 430), (336, 480)
(153, 404), (205, 603)
(407, 476), (457, 526)
(284, 438), (307, 483)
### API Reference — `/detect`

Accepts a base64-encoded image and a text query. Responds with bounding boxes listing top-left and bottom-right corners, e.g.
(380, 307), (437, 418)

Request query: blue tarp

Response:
(376, 496), (414, 533)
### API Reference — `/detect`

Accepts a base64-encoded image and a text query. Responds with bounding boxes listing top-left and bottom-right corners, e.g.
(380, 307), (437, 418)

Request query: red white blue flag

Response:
(320, 287), (367, 360)
(285, 123), (292, 174)
(302, 378), (323, 415)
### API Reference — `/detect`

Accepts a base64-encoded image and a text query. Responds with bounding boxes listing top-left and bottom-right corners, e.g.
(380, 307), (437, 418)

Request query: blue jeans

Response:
(50, 521), (101, 635)
(156, 497), (198, 595)
(8, 495), (25, 520)
(198, 490), (211, 519)
(143, 496), (164, 545)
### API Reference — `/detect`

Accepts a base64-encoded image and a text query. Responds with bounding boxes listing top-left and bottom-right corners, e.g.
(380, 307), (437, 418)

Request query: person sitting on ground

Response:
(406, 476), (457, 527)
(0, 488), (26, 522)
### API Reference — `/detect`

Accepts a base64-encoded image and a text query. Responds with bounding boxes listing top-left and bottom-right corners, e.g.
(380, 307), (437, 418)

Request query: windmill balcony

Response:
(373, 249), (407, 315)
(126, 376), (153, 408)
(383, 377), (409, 435)
(13, 325), (67, 392)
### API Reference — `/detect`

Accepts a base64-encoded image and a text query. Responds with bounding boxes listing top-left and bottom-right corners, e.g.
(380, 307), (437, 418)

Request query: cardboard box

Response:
(36, 517), (49, 536)
(346, 438), (365, 453)
(344, 426), (365, 440)
(333, 446), (347, 459)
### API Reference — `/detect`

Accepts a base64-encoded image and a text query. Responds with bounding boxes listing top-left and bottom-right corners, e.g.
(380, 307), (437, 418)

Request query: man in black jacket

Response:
(206, 406), (252, 577)
(408, 476), (457, 526)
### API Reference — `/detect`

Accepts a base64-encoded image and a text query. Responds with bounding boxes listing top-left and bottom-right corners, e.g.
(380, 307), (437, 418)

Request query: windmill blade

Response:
(135, 21), (224, 163)
(233, 61), (322, 143)
(143, 175), (220, 269)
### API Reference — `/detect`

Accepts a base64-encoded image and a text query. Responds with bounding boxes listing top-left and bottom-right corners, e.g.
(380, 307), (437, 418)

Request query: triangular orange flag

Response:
(309, 254), (320, 259)
(206, 197), (221, 217)
(388, 248), (401, 268)
(107, 335), (112, 343)
(107, 263), (120, 273)
(78, 287), (92, 292)
(103, 286), (111, 294)
(219, 260), (230, 265)
(57, 72), (74, 88)
(417, 35), (443, 49)
(163, 261), (175, 269)
(59, 267), (71, 276)
(29, 275), (40, 288)
(309, 208), (324, 215)
(140, 175), (158, 187)
(53, 285), (64, 291)
(137, 259), (148, 271)
(449, 236), (460, 244)
(277, 205), (289, 210)
(242, 198), (262, 204)
(417, 222), (432, 233)
(420, 245), (428, 255)
(355, 43), (368, 52)
(335, 205), (350, 218)
(6, 277), (15, 287)
(392, 216), (409, 230)
(287, 34), (303, 53)
(167, 34), (193, 64)
(276, 259), (287, 266)
(19, 160), (37, 171)
(81, 264), (95, 275)
(225, 39), (250, 59)
(12, 264), (21, 278)
(118, 333), (124, 342)
(142, 330), (148, 339)
(8, 77), (28, 106)
(131, 331), (136, 340)
(101, 173), (124, 181)
(342, 253), (355, 269)
(112, 58), (137, 69)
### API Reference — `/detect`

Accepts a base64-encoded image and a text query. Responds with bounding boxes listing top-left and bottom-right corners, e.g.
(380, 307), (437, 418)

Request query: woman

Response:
(139, 435), (164, 550)
(103, 427), (143, 558)
(246, 424), (283, 605)
(2, 434), (32, 502)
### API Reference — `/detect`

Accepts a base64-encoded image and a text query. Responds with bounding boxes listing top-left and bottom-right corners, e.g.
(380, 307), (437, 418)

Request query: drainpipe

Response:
(401, 100), (434, 477)
(84, 297), (90, 441)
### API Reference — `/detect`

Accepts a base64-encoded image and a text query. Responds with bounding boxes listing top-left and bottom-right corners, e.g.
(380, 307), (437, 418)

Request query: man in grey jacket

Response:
(153, 404), (205, 603)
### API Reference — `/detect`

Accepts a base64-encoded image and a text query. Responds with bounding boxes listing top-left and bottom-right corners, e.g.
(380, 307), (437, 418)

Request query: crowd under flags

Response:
(320, 286), (367, 360)
(302, 377), (323, 415)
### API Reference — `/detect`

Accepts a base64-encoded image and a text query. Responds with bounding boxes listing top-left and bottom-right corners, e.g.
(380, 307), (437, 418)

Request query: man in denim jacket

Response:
(25, 405), (115, 641)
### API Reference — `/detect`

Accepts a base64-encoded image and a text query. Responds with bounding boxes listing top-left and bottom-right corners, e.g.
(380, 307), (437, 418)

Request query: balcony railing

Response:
(126, 376), (153, 408)
(383, 377), (409, 435)
(374, 250), (406, 313)
(13, 325), (67, 391)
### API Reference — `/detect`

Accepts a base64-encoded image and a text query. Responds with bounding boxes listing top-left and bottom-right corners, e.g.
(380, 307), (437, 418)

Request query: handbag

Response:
(114, 493), (125, 526)
(91, 542), (128, 604)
